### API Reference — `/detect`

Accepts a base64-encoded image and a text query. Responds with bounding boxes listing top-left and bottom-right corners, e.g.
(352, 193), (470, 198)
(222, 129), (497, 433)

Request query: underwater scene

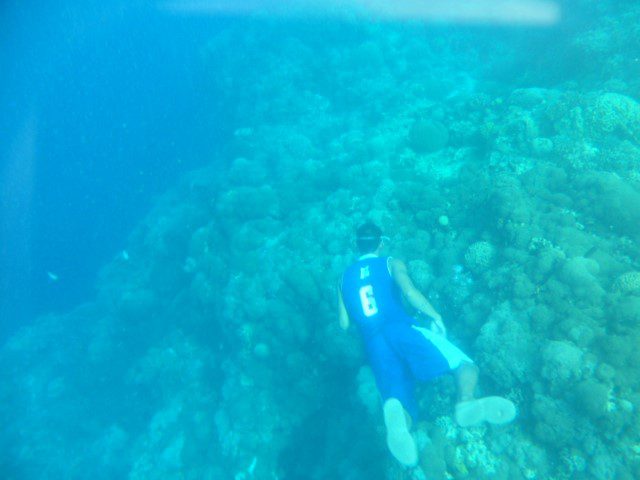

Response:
(2, 0), (640, 479)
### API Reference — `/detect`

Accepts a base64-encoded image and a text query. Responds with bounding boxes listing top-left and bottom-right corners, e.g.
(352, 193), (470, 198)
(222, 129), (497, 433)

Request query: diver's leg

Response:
(382, 363), (418, 467)
(455, 361), (478, 402)
(367, 335), (418, 466)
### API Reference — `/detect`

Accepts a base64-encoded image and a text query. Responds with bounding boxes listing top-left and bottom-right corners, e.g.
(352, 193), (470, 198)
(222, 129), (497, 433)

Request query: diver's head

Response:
(355, 222), (389, 255)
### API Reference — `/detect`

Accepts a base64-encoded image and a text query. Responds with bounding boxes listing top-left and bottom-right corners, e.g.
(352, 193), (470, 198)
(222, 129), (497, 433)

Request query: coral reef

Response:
(464, 241), (496, 273)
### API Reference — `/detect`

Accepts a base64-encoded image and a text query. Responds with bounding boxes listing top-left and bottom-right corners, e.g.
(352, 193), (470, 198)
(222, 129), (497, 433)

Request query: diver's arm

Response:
(390, 258), (446, 336)
(338, 287), (350, 330)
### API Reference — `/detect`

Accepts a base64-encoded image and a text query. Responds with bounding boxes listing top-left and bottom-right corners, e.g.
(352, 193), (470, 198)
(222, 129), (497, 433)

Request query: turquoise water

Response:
(2, 1), (640, 479)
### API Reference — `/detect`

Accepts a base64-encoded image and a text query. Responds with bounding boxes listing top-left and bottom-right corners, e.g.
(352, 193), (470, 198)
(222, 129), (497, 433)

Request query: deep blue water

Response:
(1, 1), (228, 337)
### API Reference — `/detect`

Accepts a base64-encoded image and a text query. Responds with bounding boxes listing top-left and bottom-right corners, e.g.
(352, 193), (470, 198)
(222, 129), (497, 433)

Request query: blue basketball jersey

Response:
(341, 255), (413, 339)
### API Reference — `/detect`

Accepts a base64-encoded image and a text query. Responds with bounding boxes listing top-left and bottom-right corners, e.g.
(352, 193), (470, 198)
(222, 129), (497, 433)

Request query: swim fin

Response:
(455, 396), (516, 427)
(383, 398), (418, 467)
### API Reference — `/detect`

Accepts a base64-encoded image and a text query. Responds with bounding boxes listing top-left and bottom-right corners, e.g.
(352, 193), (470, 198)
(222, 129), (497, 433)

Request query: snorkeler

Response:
(338, 222), (516, 467)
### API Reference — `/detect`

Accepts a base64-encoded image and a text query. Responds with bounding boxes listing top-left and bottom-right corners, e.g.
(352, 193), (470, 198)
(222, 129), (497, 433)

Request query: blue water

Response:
(1, 1), (228, 337)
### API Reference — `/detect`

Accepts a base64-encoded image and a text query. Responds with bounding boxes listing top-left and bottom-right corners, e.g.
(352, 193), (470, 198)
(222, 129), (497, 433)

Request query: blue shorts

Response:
(364, 322), (473, 419)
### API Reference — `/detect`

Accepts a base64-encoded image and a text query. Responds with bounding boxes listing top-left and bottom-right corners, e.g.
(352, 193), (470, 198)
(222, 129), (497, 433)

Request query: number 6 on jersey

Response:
(359, 285), (379, 317)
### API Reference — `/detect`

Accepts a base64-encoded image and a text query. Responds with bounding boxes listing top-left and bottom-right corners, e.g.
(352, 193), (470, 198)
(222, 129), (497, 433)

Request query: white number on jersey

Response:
(359, 285), (379, 317)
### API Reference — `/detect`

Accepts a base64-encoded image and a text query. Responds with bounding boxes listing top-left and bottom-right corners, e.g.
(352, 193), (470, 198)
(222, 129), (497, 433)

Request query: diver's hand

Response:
(430, 314), (447, 337)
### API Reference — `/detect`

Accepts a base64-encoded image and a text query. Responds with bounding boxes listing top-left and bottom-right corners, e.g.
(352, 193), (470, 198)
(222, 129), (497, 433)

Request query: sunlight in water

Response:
(161, 0), (560, 25)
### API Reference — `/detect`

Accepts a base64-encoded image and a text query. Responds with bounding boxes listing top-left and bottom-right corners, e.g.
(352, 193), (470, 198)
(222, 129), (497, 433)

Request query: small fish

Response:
(121, 250), (129, 261)
(47, 271), (59, 282)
